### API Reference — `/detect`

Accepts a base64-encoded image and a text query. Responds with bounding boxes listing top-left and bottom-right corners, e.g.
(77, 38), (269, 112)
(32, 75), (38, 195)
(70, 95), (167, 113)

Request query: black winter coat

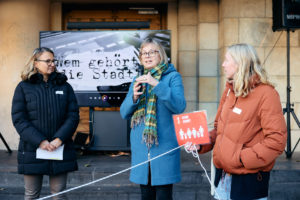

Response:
(11, 72), (79, 175)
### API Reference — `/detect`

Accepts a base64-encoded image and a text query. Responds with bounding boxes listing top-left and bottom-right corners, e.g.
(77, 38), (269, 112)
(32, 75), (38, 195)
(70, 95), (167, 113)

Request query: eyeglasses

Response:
(141, 50), (159, 58)
(35, 59), (57, 65)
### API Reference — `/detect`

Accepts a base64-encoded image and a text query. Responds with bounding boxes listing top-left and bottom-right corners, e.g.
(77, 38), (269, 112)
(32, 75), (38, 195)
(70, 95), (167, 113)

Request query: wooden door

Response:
(63, 4), (167, 30)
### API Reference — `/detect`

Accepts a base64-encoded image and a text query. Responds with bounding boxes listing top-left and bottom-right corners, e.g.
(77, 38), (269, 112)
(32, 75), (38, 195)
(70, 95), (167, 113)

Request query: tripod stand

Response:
(283, 29), (300, 159)
(0, 132), (12, 153)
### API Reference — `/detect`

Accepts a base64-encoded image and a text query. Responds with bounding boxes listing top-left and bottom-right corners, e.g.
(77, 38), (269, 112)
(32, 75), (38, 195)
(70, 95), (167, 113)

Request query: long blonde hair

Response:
(227, 43), (272, 97)
(21, 47), (55, 81)
(139, 38), (168, 66)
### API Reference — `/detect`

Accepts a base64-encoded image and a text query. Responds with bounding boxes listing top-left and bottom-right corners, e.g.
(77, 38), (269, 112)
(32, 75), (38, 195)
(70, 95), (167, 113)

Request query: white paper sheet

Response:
(36, 145), (64, 160)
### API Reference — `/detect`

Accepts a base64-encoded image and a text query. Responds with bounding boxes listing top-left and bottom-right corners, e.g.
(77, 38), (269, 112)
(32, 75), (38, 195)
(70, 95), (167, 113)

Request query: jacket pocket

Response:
(214, 134), (243, 170)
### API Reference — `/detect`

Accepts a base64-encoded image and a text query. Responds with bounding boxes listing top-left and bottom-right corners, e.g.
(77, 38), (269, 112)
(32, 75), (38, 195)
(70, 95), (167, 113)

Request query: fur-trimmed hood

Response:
(27, 71), (67, 85)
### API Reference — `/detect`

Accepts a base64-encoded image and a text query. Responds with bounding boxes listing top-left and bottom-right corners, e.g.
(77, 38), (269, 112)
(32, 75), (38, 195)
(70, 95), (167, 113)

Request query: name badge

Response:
(233, 107), (242, 115)
(56, 91), (64, 95)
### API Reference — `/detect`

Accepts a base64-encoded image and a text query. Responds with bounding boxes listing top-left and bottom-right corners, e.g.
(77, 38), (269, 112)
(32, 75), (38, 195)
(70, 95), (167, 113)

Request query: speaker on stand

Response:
(272, 0), (300, 158)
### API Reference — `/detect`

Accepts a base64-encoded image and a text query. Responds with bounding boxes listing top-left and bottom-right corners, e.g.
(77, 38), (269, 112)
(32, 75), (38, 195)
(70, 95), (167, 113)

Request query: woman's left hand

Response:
(136, 72), (159, 87)
(49, 138), (62, 151)
(185, 142), (201, 151)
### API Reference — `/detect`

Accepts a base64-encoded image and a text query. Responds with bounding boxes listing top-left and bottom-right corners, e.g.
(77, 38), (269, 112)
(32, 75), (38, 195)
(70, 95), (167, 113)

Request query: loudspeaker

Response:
(272, 0), (300, 31)
(89, 111), (130, 151)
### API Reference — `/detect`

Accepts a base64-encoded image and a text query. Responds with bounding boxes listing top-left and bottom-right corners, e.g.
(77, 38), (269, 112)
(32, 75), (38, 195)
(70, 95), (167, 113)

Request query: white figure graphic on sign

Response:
(187, 128), (192, 139)
(199, 126), (204, 137)
(179, 129), (184, 140)
(197, 129), (201, 137)
(192, 128), (197, 138)
(177, 117), (180, 125)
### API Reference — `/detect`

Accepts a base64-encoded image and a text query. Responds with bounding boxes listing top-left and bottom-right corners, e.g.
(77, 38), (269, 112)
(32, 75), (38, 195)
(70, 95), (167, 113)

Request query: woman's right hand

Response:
(133, 82), (143, 103)
(39, 140), (50, 150)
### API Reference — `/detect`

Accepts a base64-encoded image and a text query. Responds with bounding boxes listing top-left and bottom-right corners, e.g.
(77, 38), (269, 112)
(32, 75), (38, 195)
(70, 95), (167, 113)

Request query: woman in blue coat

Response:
(120, 38), (186, 200)
(11, 47), (79, 199)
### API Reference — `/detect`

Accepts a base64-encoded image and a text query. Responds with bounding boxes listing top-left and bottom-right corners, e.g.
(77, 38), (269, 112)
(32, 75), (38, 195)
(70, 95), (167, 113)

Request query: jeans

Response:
(140, 183), (173, 200)
(24, 173), (68, 200)
(214, 173), (268, 200)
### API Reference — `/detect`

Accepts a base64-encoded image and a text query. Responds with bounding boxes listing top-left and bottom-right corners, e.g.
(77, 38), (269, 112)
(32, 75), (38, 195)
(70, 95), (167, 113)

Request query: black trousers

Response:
(140, 167), (173, 200)
(140, 183), (173, 200)
(214, 168), (270, 200)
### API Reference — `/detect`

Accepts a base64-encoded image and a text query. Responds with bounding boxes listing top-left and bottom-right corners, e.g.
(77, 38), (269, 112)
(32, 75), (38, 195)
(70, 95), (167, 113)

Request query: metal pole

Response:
(0, 132), (12, 153)
(286, 29), (292, 158)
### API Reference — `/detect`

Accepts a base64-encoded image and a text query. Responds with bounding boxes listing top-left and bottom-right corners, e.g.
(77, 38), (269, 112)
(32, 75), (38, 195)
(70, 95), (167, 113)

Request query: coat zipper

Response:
(147, 149), (151, 185)
(218, 88), (238, 172)
(145, 83), (150, 162)
(47, 82), (55, 173)
(222, 88), (237, 134)
(145, 84), (151, 183)
(44, 81), (52, 140)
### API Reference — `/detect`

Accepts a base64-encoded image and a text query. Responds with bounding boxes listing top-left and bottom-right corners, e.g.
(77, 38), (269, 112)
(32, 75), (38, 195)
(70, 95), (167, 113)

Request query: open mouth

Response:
(145, 60), (153, 64)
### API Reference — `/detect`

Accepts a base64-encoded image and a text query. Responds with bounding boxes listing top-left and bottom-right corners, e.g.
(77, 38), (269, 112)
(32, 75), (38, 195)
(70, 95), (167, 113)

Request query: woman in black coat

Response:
(11, 47), (79, 199)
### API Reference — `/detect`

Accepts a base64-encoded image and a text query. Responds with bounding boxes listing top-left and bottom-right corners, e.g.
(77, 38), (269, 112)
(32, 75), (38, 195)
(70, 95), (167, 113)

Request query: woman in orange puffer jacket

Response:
(195, 43), (287, 200)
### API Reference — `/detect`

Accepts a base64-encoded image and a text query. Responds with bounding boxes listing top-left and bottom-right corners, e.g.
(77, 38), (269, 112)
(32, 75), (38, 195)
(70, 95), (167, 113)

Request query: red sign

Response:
(173, 110), (210, 146)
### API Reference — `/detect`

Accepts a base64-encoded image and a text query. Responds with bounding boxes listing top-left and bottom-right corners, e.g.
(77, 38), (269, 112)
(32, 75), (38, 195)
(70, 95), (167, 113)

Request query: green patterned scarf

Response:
(131, 63), (168, 148)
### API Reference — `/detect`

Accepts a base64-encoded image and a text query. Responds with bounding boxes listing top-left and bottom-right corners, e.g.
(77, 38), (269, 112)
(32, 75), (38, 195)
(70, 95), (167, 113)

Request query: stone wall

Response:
(198, 0), (219, 125)
(0, 0), (50, 149)
(0, 0), (299, 152)
(178, 0), (198, 112)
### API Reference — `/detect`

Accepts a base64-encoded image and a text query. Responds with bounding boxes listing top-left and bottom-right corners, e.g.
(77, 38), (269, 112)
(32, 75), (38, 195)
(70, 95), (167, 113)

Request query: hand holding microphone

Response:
(133, 64), (145, 103)
(136, 72), (159, 87)
(133, 82), (143, 103)
(133, 72), (159, 103)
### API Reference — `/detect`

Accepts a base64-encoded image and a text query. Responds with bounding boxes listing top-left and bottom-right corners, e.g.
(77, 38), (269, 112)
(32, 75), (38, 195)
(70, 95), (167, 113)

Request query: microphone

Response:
(137, 64), (144, 92)
(137, 64), (144, 77)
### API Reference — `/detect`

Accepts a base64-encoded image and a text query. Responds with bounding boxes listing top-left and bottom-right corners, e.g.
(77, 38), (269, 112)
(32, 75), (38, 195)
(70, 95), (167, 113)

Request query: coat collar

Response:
(226, 74), (262, 94)
(28, 72), (67, 85)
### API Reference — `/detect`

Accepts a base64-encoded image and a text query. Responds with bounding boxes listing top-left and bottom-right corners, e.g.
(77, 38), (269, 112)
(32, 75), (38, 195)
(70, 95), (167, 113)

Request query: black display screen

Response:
(40, 30), (171, 107)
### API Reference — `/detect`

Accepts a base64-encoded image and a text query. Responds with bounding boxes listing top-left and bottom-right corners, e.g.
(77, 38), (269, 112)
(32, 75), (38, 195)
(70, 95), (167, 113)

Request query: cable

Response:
(262, 31), (283, 67)
(184, 143), (220, 200)
(37, 144), (184, 200)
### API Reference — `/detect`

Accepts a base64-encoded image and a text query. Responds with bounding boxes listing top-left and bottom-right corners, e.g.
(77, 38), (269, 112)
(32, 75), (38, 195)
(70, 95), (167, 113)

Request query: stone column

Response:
(178, 0), (198, 112)
(198, 0), (219, 124)
(50, 1), (62, 31)
(0, 0), (50, 149)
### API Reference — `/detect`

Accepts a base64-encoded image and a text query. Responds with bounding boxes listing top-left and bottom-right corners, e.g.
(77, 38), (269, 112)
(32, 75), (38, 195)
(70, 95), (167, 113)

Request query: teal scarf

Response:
(131, 63), (168, 148)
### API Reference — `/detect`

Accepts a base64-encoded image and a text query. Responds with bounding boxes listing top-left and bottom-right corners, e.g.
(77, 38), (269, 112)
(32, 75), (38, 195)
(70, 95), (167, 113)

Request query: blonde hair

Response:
(139, 38), (168, 66)
(227, 43), (272, 97)
(21, 47), (55, 81)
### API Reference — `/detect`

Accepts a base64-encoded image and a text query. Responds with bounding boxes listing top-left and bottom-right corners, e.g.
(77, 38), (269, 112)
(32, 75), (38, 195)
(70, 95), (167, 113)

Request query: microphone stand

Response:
(0, 132), (12, 153)
(282, 29), (300, 158)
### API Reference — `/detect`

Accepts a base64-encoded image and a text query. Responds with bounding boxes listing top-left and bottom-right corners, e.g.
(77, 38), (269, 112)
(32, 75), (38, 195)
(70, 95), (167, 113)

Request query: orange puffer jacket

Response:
(200, 82), (287, 174)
